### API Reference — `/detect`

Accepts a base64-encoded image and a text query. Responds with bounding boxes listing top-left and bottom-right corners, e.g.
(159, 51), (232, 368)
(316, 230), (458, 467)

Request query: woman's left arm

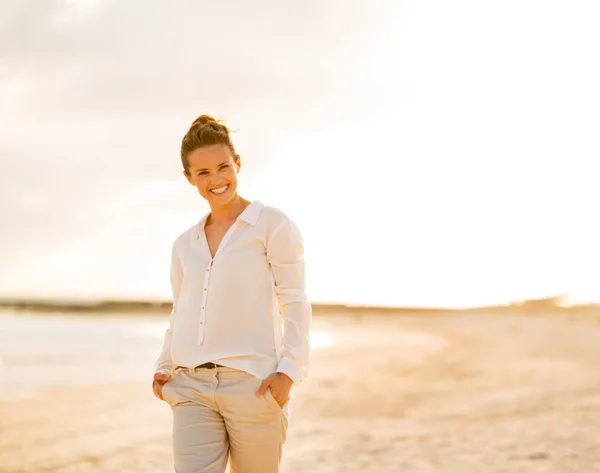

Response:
(266, 217), (312, 386)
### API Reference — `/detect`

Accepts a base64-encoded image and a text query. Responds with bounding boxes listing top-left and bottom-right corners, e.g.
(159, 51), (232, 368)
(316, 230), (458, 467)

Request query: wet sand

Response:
(1, 311), (599, 472)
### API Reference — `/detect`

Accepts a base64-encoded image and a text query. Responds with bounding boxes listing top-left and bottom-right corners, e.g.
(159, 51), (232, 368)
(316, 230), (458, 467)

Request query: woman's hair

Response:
(180, 114), (239, 174)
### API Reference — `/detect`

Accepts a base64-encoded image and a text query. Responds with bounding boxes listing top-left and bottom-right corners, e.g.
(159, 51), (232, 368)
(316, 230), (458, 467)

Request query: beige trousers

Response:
(162, 366), (290, 473)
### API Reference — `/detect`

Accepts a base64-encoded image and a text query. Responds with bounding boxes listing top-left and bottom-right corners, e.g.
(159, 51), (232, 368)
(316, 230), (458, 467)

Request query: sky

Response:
(1, 0), (599, 308)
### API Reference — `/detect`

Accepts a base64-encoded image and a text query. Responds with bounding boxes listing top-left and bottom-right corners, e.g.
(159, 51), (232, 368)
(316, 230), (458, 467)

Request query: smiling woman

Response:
(152, 114), (312, 473)
(180, 115), (242, 203)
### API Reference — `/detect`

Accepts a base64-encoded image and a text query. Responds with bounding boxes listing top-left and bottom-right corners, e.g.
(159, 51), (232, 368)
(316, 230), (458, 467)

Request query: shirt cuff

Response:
(276, 357), (304, 386)
(155, 363), (174, 375)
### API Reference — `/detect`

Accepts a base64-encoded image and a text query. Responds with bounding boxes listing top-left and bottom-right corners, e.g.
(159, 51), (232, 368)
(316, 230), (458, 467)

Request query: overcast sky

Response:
(1, 0), (599, 307)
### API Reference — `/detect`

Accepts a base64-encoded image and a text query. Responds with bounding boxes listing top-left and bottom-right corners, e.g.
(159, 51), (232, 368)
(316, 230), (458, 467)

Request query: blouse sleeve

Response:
(153, 242), (183, 374)
(266, 217), (312, 385)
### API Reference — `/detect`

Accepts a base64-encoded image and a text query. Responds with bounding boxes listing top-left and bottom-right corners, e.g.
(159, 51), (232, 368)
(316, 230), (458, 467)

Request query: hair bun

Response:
(191, 114), (220, 127)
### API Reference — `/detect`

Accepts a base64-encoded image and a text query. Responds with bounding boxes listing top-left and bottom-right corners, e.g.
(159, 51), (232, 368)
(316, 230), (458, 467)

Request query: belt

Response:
(195, 362), (223, 369)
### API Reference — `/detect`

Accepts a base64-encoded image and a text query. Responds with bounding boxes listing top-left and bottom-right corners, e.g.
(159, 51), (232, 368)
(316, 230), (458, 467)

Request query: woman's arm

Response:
(266, 217), (312, 385)
(153, 243), (183, 374)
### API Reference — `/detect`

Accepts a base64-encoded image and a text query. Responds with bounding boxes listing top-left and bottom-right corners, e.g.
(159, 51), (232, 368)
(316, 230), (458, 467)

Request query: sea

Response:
(0, 310), (335, 401)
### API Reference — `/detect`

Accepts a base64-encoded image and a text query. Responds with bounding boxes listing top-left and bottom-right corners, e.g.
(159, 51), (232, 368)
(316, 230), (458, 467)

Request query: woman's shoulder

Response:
(256, 202), (297, 227)
(255, 203), (305, 243)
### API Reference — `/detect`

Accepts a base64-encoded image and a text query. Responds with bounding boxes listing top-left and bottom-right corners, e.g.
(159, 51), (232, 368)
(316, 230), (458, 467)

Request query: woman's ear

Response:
(235, 155), (241, 173)
(183, 169), (194, 184)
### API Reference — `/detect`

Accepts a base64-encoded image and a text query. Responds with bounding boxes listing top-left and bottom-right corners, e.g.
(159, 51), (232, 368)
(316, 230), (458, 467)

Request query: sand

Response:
(1, 311), (599, 472)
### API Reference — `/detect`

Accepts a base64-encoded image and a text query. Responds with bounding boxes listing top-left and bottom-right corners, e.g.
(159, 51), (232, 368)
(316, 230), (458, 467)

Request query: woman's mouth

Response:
(210, 185), (229, 195)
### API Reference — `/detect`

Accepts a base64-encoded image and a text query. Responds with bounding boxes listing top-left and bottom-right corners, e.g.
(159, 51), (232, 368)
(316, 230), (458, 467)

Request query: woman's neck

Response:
(207, 194), (250, 225)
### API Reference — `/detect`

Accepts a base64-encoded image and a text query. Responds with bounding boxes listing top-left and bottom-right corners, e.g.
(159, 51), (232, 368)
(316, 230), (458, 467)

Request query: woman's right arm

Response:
(154, 242), (183, 374)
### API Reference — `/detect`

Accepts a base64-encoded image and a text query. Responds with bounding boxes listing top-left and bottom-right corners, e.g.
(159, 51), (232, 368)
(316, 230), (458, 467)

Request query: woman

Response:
(152, 114), (311, 473)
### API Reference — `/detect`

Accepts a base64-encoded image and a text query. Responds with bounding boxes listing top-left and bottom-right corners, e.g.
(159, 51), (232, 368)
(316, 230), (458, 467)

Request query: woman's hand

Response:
(152, 371), (171, 400)
(256, 372), (294, 407)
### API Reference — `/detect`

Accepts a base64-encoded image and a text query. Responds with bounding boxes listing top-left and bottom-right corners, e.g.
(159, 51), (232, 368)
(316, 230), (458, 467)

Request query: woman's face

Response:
(184, 144), (240, 205)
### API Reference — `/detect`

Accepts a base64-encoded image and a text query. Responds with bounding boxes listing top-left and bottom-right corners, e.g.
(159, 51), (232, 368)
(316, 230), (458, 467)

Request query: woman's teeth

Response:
(210, 185), (228, 194)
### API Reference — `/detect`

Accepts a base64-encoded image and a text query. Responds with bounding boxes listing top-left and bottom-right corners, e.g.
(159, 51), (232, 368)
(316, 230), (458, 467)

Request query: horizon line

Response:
(0, 293), (595, 313)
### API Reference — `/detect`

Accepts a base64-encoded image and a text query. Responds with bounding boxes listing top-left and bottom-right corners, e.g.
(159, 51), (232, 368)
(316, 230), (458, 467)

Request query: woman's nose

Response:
(208, 174), (223, 186)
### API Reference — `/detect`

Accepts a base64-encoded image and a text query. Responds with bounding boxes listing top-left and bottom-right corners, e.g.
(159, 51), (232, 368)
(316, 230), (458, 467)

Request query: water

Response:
(0, 310), (334, 400)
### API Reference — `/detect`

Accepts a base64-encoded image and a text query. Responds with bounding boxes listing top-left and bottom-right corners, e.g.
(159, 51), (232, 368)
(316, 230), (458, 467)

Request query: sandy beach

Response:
(1, 310), (599, 473)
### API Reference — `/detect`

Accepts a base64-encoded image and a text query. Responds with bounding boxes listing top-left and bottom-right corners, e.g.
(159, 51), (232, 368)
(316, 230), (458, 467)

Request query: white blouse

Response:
(154, 200), (311, 385)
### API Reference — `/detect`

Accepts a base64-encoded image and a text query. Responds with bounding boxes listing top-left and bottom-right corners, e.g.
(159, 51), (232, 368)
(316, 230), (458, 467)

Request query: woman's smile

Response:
(210, 185), (229, 195)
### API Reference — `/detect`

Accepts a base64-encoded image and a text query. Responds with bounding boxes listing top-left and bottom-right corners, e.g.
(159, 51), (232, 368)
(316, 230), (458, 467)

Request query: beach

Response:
(1, 310), (599, 472)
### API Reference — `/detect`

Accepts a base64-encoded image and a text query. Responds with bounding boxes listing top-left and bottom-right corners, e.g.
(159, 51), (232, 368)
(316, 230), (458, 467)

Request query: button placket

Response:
(196, 220), (239, 346)
(198, 260), (212, 344)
